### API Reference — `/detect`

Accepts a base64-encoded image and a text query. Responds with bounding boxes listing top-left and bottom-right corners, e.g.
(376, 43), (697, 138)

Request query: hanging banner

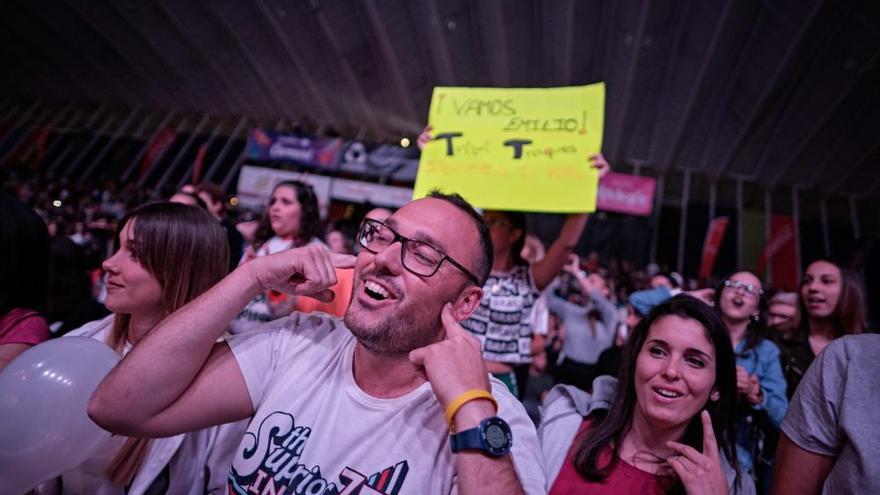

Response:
(236, 165), (414, 215)
(337, 141), (420, 181)
(138, 128), (177, 180)
(699, 217), (729, 283)
(413, 83), (605, 213)
(246, 129), (342, 170)
(757, 215), (798, 291)
(596, 172), (656, 216)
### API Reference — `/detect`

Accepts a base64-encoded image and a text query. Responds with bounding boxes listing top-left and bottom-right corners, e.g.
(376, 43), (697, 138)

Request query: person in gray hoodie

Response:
(539, 296), (755, 494)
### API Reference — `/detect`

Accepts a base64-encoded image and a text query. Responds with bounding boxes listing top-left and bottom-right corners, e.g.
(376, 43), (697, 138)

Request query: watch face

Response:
(482, 417), (512, 456)
(485, 424), (507, 448)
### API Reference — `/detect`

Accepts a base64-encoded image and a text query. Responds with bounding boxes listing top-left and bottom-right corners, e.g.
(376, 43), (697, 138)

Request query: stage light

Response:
(229, 196), (239, 207)
(400, 137), (411, 148)
(52, 200), (62, 207)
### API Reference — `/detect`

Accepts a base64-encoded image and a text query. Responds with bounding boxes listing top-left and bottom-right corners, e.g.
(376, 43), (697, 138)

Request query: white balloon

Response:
(0, 337), (120, 494)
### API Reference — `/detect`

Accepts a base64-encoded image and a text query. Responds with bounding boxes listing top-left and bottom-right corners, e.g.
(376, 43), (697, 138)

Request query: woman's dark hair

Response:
(799, 258), (867, 338)
(573, 295), (739, 493)
(0, 194), (49, 315)
(715, 270), (769, 354)
(497, 210), (528, 266)
(253, 180), (323, 250)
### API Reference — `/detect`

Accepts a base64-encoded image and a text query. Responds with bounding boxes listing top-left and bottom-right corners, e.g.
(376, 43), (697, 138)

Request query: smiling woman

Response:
(539, 295), (754, 495)
(35, 202), (246, 495)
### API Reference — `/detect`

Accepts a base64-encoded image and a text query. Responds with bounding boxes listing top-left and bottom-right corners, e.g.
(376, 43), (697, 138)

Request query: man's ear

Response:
(451, 285), (483, 321)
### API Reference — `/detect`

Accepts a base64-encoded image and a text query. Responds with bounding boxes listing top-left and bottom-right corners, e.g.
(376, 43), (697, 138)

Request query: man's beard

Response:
(344, 304), (444, 358)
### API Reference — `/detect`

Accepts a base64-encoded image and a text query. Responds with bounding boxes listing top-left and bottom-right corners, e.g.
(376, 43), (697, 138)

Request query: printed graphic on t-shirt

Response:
(228, 411), (410, 495)
(461, 266), (537, 364)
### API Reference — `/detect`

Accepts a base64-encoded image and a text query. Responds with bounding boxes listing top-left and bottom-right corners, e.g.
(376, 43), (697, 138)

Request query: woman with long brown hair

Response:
(776, 258), (868, 398)
(540, 295), (753, 494)
(228, 180), (325, 334)
(37, 202), (245, 494)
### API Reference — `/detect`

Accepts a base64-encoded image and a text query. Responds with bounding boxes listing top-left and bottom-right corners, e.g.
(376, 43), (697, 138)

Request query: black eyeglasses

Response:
(357, 218), (481, 285)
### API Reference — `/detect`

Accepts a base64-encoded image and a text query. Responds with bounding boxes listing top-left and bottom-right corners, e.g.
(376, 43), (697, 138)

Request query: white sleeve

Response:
(495, 380), (548, 495)
(226, 316), (298, 409)
(530, 294), (550, 336)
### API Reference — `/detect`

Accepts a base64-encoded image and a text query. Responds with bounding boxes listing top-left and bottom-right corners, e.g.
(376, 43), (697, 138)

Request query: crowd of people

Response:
(0, 142), (876, 495)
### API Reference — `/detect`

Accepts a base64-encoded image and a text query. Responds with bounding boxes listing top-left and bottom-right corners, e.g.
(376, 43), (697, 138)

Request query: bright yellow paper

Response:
(413, 83), (605, 212)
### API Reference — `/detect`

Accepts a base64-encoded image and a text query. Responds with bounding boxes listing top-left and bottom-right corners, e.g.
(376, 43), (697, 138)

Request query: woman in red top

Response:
(541, 296), (751, 494)
(0, 194), (51, 370)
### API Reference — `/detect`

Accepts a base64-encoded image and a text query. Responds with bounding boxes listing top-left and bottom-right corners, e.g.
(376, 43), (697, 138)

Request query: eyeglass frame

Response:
(357, 218), (481, 286)
(722, 279), (764, 297)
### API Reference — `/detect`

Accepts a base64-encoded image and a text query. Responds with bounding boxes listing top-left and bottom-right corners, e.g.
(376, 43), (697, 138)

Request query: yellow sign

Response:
(413, 83), (605, 213)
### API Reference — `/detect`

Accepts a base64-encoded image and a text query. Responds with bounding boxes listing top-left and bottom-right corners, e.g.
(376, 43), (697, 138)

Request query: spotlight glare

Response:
(400, 137), (411, 148)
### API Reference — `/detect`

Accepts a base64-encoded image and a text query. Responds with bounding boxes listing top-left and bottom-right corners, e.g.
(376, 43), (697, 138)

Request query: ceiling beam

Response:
(154, 0), (250, 113)
(0, 14), (108, 103)
(359, 0), (420, 126)
(103, 0), (210, 110)
(712, 0), (825, 181)
(558, 0), (576, 85)
(60, 0), (165, 107)
(45, 104), (108, 175)
(176, 119), (226, 190)
(310, 5), (381, 136)
(768, 50), (880, 186)
(646, 4), (692, 165)
(412, 0), (456, 86)
(121, 110), (176, 182)
(203, 116), (249, 184)
(253, 0), (337, 126)
(610, 0), (652, 161)
(474, 0), (510, 87)
(156, 113), (212, 190)
(199, 0), (302, 121)
(79, 106), (142, 183)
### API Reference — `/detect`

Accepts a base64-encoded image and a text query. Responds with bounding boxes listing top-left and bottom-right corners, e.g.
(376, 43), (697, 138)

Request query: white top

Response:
(227, 312), (547, 495)
(37, 315), (247, 495)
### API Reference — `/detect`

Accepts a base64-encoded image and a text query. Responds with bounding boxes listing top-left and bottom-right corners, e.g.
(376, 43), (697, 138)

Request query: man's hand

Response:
(409, 304), (493, 425)
(667, 410), (730, 495)
(245, 245), (355, 302)
(685, 288), (716, 306)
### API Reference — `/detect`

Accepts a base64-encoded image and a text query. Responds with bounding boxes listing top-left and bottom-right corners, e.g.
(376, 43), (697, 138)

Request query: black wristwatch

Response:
(449, 416), (512, 457)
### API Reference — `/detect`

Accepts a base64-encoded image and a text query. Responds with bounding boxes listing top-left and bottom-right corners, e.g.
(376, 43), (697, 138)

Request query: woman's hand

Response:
(590, 153), (611, 179)
(417, 125), (433, 151)
(736, 365), (763, 403)
(667, 410), (730, 495)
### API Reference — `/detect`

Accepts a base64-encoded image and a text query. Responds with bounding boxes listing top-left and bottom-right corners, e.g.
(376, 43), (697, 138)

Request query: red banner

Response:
(596, 172), (657, 216)
(139, 128), (177, 180)
(191, 143), (208, 184)
(31, 127), (51, 170)
(757, 215), (798, 291)
(699, 217), (729, 283)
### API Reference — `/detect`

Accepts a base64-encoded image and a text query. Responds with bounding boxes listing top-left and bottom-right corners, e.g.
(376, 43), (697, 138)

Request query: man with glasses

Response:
(89, 192), (546, 494)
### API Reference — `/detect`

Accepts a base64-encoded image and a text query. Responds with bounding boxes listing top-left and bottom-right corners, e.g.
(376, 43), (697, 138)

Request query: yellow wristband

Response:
(444, 389), (498, 431)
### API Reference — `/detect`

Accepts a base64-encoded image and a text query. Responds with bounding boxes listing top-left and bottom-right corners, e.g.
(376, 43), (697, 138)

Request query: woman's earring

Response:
(752, 313), (760, 322)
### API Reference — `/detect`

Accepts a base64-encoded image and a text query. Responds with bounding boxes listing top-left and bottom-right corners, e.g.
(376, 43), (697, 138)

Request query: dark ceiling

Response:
(1, 0), (879, 198)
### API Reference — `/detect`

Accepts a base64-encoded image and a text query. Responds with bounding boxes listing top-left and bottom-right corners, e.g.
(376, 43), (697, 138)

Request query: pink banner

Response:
(596, 172), (656, 216)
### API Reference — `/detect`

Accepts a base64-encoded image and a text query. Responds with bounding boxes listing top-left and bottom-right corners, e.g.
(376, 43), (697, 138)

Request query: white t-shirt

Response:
(227, 312), (546, 495)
